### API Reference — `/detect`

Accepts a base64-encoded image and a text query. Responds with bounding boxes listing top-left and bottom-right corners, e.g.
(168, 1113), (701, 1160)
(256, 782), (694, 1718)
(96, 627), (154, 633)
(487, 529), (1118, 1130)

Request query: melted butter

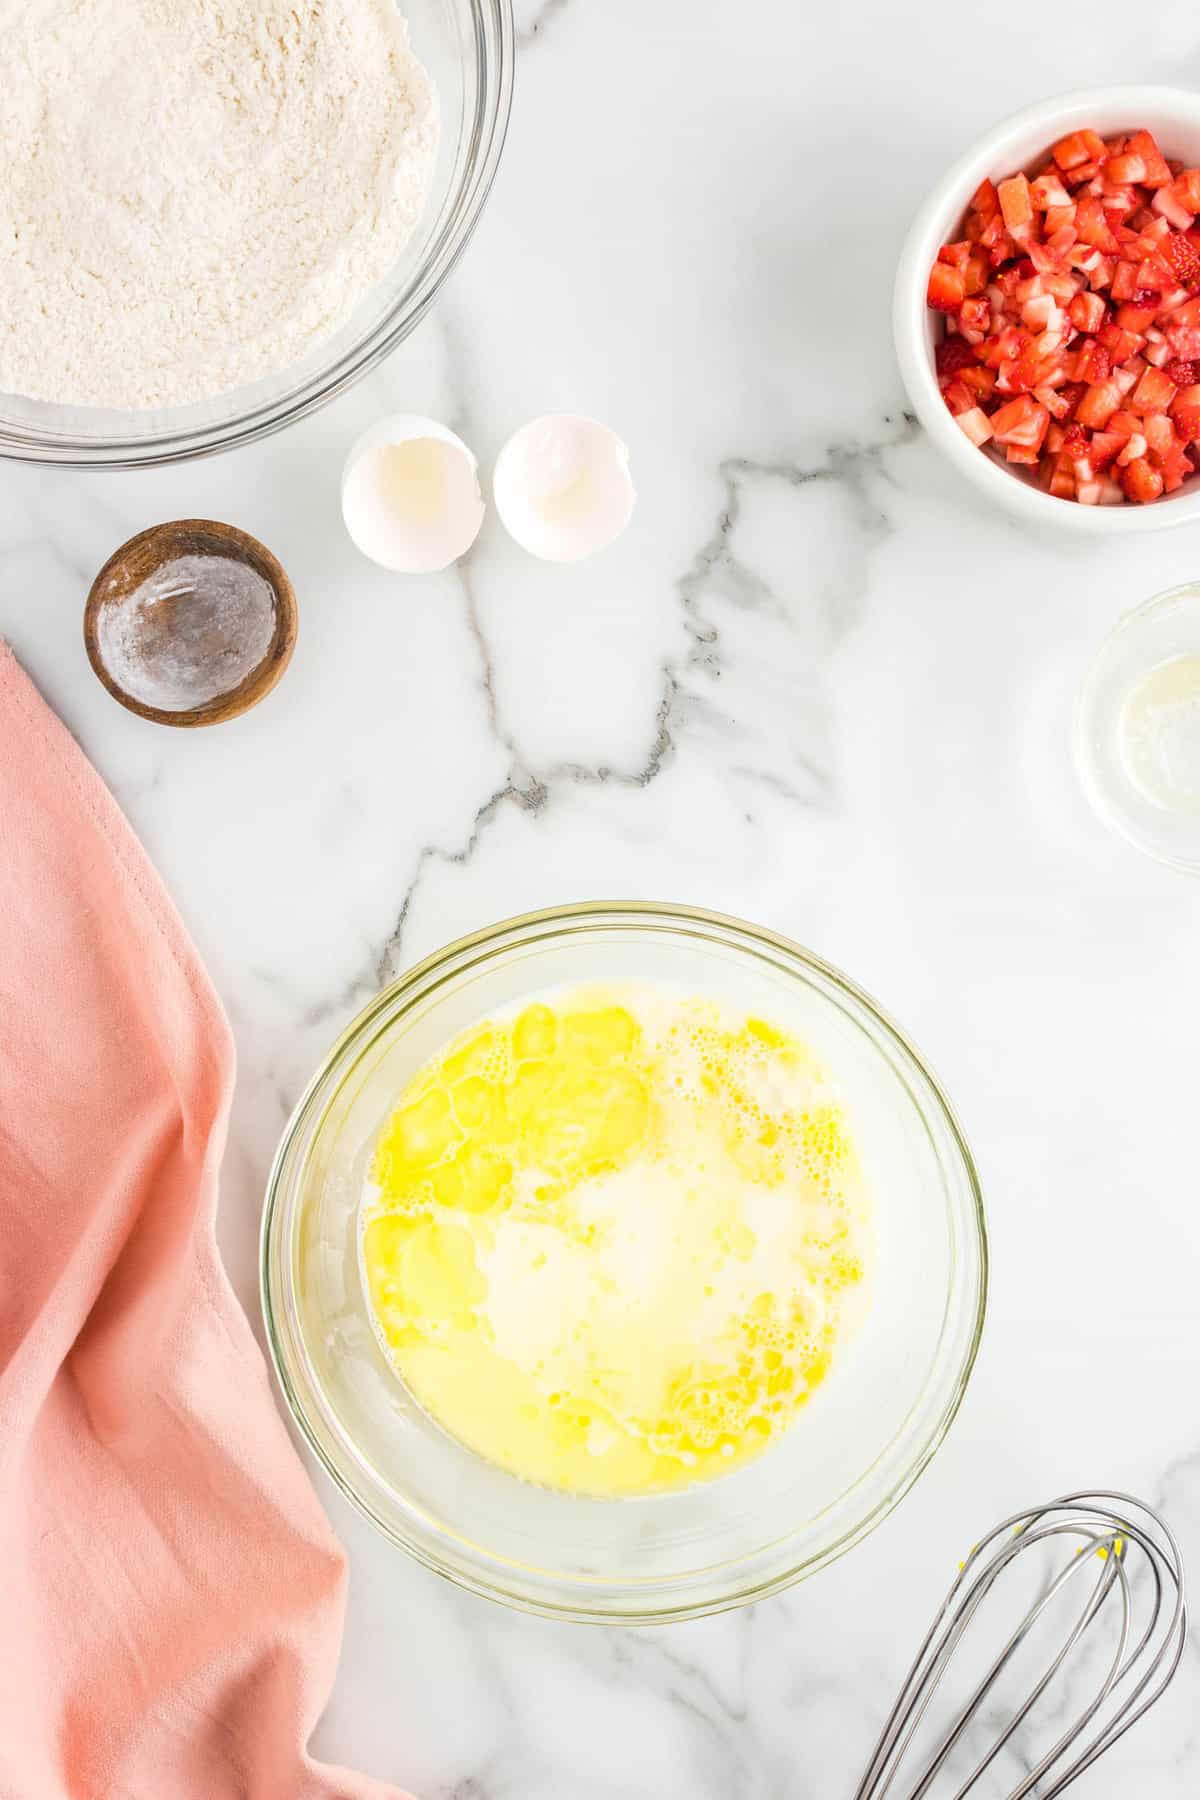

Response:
(1119, 652), (1200, 816)
(360, 985), (873, 1496)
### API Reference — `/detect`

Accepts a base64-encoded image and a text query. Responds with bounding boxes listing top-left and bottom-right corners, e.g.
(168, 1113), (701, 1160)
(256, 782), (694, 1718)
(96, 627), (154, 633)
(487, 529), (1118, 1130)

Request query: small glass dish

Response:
(1075, 582), (1200, 873)
(0, 0), (512, 470)
(261, 903), (987, 1623)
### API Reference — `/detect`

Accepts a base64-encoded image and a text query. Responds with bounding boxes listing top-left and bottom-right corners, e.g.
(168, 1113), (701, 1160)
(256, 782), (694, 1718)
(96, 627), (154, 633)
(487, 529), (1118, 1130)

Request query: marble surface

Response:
(2, 1), (1199, 1792)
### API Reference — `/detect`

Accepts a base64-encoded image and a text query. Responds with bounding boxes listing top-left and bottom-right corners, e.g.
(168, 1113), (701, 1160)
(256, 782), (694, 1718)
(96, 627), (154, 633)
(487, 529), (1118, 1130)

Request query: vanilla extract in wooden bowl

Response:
(84, 520), (296, 728)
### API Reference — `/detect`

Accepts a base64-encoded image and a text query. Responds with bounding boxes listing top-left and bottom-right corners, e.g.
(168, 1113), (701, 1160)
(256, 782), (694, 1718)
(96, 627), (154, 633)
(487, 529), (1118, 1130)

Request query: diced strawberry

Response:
(1061, 421), (1090, 459)
(1132, 365), (1178, 412)
(1163, 232), (1200, 290)
(1107, 409), (1143, 440)
(1126, 129), (1173, 188)
(990, 394), (1050, 451)
(970, 177), (1000, 217)
(998, 173), (1034, 238)
(936, 337), (976, 380)
(1169, 169), (1200, 213)
(1022, 291), (1057, 331)
(1053, 129), (1106, 171)
(1104, 188), (1141, 224)
(960, 363), (997, 401)
(942, 379), (975, 416)
(1153, 186), (1196, 232)
(924, 125), (1200, 505)
(1076, 197), (1121, 253)
(1044, 204), (1078, 237)
(1160, 452), (1194, 493)
(1088, 430), (1124, 469)
(1087, 254), (1118, 291)
(1037, 383), (1074, 419)
(1143, 330), (1173, 368)
(1072, 338), (1111, 384)
(1069, 290), (1106, 333)
(1110, 260), (1142, 301)
(1144, 412), (1177, 457)
(1170, 383), (1200, 442)
(1075, 378), (1123, 428)
(1098, 320), (1143, 363)
(928, 262), (966, 313)
(964, 249), (991, 295)
(1165, 296), (1200, 358)
(1117, 299), (1161, 333)
(1104, 151), (1147, 186)
(1120, 456), (1165, 502)
(954, 406), (993, 447)
(1048, 458), (1077, 498)
(1030, 172), (1071, 210)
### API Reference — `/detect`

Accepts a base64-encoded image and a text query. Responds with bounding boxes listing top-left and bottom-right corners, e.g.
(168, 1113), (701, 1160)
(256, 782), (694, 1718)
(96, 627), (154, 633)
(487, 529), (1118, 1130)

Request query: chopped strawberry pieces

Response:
(1053, 129), (1106, 171)
(1163, 232), (1200, 289)
(1061, 422), (1089, 459)
(998, 173), (1034, 238)
(1131, 365), (1178, 413)
(928, 262), (966, 312)
(1121, 456), (1165, 502)
(927, 123), (1200, 506)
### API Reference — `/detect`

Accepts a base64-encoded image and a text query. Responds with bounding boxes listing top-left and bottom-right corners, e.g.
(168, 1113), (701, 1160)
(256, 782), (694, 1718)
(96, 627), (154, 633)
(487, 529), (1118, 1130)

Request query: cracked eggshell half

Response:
(493, 414), (635, 562)
(342, 415), (485, 573)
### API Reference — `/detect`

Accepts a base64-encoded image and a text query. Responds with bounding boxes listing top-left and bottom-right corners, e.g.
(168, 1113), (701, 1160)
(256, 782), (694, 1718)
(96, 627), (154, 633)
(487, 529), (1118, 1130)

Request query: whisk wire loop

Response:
(852, 1492), (1186, 1800)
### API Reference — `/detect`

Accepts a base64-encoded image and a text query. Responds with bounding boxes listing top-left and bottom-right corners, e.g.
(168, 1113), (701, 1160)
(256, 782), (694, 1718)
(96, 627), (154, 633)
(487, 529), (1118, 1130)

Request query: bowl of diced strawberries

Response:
(895, 87), (1200, 526)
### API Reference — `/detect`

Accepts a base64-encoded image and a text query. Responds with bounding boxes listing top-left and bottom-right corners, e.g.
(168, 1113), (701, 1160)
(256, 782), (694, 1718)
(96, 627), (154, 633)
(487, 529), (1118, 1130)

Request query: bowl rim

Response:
(0, 0), (515, 471)
(260, 900), (989, 1623)
(894, 83), (1200, 533)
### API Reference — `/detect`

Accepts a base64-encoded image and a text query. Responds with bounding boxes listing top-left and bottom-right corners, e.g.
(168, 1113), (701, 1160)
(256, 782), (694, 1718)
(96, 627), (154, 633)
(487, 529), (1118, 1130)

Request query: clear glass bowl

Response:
(0, 0), (512, 470)
(261, 903), (988, 1623)
(1075, 582), (1200, 873)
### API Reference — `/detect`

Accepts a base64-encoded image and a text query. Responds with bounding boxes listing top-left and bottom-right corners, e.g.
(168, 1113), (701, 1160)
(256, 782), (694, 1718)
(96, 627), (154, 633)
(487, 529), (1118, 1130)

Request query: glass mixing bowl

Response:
(262, 904), (987, 1623)
(0, 0), (512, 470)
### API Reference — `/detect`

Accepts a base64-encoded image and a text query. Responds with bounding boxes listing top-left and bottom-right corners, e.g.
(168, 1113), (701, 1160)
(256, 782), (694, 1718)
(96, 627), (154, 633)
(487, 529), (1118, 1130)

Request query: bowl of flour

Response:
(0, 0), (512, 466)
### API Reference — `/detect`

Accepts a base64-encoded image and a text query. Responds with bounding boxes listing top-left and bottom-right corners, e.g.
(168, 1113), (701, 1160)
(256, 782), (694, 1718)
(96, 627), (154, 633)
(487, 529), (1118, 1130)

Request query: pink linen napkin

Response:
(0, 645), (403, 1800)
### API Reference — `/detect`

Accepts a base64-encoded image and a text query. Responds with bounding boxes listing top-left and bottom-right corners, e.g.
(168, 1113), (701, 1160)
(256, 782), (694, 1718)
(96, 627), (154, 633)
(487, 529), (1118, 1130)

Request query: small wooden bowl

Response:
(84, 519), (297, 728)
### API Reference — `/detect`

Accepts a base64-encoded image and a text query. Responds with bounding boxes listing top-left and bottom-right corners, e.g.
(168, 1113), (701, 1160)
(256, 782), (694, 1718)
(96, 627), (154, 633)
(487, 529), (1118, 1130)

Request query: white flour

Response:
(0, 1), (438, 409)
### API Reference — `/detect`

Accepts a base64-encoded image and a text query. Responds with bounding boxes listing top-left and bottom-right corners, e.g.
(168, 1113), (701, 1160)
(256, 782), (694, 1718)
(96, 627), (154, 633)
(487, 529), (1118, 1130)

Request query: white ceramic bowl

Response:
(894, 86), (1200, 533)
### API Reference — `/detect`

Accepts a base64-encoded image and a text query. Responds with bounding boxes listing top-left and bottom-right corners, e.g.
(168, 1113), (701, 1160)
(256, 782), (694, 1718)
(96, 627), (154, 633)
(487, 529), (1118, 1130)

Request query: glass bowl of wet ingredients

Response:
(262, 904), (987, 1622)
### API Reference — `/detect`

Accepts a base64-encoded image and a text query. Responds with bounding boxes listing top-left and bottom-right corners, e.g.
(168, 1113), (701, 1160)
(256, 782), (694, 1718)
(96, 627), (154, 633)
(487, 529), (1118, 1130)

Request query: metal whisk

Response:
(854, 1491), (1187, 1798)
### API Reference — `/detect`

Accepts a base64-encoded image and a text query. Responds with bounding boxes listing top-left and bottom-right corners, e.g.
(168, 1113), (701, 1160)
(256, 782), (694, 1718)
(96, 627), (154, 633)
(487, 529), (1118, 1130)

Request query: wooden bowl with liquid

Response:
(84, 519), (297, 728)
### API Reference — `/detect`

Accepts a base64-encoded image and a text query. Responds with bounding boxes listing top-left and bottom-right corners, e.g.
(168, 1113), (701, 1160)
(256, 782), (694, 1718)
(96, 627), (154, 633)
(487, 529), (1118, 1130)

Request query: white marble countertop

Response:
(2, 1), (1198, 1793)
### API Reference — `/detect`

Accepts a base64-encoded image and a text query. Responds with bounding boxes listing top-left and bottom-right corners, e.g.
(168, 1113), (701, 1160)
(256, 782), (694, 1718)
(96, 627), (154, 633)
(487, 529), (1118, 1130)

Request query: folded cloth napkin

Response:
(0, 646), (402, 1800)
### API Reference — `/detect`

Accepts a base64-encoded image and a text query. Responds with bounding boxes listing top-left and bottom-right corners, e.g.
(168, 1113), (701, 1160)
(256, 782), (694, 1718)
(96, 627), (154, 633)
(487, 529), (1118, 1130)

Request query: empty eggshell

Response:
(492, 414), (635, 562)
(342, 415), (485, 573)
